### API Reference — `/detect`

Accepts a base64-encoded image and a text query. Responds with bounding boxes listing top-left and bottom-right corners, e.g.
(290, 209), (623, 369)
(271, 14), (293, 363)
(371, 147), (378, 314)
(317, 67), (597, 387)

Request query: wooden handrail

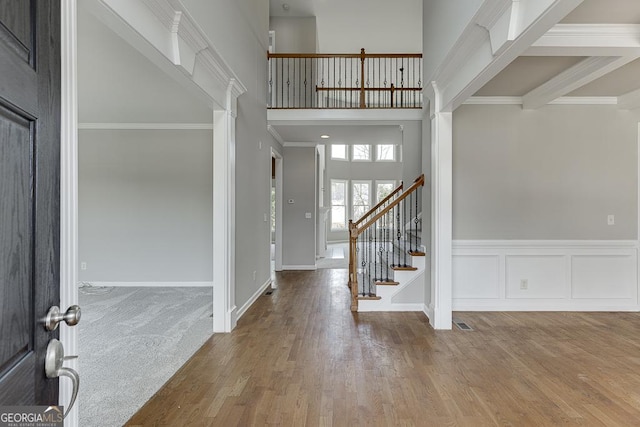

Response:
(353, 181), (404, 227)
(352, 174), (424, 237)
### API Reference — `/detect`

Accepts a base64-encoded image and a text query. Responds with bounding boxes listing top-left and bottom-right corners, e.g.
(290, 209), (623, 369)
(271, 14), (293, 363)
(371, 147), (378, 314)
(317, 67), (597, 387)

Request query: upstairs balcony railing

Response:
(268, 49), (422, 109)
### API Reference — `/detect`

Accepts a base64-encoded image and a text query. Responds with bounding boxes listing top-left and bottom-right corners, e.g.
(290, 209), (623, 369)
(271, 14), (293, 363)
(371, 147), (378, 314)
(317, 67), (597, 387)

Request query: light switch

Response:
(305, 212), (312, 219)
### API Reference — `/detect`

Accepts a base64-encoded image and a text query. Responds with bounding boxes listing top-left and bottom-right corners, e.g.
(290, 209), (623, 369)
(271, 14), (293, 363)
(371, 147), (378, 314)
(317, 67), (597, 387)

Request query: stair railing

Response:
(348, 174), (425, 311)
(267, 48), (423, 109)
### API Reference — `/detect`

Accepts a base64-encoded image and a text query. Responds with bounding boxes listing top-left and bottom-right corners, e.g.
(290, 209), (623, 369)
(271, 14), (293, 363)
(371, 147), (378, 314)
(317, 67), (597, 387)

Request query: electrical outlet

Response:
(520, 279), (528, 290)
(607, 214), (615, 225)
(80, 262), (87, 270)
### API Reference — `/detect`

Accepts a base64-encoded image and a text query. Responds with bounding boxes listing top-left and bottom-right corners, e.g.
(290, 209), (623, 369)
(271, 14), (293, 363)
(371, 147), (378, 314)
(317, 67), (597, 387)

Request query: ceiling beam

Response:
(433, 0), (585, 112)
(526, 24), (640, 56)
(522, 56), (636, 109)
(618, 88), (640, 110)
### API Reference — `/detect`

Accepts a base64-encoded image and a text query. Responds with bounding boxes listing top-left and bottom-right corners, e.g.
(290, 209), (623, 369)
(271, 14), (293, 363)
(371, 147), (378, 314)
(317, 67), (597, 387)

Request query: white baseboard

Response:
(83, 281), (213, 287)
(235, 278), (272, 321)
(282, 265), (317, 270)
(453, 240), (639, 312)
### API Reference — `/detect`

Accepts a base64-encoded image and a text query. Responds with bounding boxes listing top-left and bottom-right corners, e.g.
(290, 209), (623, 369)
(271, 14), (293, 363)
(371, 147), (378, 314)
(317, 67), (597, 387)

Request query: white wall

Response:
(78, 129), (213, 283)
(283, 147), (317, 268)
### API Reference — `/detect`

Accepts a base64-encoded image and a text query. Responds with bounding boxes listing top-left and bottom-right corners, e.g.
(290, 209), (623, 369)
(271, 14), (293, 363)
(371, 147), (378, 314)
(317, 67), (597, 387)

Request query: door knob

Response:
(45, 339), (79, 419)
(43, 305), (81, 331)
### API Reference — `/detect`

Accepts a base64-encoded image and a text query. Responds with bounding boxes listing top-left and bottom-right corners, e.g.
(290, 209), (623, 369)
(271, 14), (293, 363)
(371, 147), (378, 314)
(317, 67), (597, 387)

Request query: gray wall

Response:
(283, 147), (317, 267)
(453, 104), (639, 240)
(78, 129), (213, 282)
(401, 121), (423, 188)
(270, 17), (317, 53)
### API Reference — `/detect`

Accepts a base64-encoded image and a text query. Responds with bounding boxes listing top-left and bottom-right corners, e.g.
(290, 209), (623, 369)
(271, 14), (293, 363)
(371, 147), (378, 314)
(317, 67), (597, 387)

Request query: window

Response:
(352, 144), (371, 161)
(330, 180), (347, 230)
(376, 144), (395, 161)
(331, 144), (347, 160)
(376, 181), (396, 202)
(352, 181), (371, 221)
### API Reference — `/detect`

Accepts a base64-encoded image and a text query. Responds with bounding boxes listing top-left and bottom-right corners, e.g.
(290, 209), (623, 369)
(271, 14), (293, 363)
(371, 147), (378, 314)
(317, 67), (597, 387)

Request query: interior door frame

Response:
(272, 147), (283, 275)
(60, 1), (79, 426)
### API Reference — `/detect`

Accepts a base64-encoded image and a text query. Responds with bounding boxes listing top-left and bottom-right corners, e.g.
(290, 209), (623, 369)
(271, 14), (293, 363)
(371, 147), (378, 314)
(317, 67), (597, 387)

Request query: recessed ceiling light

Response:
(320, 134), (330, 139)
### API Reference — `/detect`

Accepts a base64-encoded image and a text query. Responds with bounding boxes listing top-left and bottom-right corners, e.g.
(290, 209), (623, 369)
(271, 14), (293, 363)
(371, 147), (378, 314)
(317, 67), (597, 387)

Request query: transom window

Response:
(352, 144), (371, 161)
(376, 144), (395, 161)
(331, 144), (347, 160)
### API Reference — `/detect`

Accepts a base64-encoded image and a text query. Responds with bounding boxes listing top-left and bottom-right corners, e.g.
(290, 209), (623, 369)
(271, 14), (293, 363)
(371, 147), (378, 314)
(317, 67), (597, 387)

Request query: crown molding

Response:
(618, 87), (640, 110)
(549, 97), (617, 105)
(464, 96), (618, 106)
(528, 24), (640, 56)
(267, 125), (284, 145)
(463, 96), (522, 105)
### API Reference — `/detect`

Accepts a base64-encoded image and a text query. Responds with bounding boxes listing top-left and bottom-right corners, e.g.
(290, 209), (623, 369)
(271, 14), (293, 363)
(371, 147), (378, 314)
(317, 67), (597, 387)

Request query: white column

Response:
(60, 0), (79, 425)
(429, 84), (453, 330)
(212, 80), (244, 332)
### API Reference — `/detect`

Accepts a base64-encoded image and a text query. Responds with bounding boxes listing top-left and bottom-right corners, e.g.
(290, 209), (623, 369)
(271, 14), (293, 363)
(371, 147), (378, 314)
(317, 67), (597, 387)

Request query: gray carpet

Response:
(78, 285), (213, 427)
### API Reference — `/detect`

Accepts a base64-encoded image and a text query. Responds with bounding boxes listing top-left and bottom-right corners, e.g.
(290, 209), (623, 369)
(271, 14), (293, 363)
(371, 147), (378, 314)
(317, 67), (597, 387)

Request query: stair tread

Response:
(357, 295), (382, 300)
(374, 280), (399, 286)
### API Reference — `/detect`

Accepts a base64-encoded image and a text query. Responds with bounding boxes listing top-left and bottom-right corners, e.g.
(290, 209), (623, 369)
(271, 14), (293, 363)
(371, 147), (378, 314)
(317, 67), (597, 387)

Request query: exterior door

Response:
(0, 0), (61, 405)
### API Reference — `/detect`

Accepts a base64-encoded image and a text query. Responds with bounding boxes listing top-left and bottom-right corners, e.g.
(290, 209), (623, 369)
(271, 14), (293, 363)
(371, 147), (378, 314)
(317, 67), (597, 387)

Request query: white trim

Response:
(235, 279), (272, 321)
(267, 124), (284, 145)
(267, 108), (423, 124)
(85, 281), (214, 287)
(272, 148), (283, 274)
(283, 142), (319, 147)
(452, 240), (639, 312)
(523, 56), (636, 109)
(528, 24), (640, 56)
(59, 1), (79, 425)
(619, 88), (640, 111)
(464, 96), (619, 106)
(550, 97), (618, 105)
(455, 304), (640, 312)
(78, 122), (214, 130)
(454, 240), (638, 249)
(282, 265), (318, 270)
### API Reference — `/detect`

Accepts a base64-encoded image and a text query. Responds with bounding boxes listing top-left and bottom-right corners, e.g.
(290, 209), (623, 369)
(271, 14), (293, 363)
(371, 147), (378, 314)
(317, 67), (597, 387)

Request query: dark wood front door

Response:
(0, 0), (61, 405)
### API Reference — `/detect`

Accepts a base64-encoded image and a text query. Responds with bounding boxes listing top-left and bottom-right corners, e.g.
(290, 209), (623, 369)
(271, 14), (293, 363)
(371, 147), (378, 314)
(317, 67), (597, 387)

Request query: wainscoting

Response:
(453, 240), (639, 311)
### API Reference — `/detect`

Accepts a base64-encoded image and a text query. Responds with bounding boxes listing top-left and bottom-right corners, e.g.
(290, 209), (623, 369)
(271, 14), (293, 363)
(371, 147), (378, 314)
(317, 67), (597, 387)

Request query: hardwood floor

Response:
(127, 269), (640, 426)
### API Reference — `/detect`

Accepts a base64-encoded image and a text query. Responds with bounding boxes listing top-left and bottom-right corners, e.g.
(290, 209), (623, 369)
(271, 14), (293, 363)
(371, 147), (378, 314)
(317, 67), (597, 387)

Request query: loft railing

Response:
(268, 49), (422, 109)
(348, 174), (425, 311)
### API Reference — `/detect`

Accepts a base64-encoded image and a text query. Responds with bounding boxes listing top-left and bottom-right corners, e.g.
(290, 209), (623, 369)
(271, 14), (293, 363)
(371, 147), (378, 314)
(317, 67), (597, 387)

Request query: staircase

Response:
(348, 175), (425, 311)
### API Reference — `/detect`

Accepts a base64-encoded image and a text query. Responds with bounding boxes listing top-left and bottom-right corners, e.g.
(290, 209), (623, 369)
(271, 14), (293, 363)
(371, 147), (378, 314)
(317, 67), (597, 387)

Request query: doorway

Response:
(272, 148), (283, 284)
